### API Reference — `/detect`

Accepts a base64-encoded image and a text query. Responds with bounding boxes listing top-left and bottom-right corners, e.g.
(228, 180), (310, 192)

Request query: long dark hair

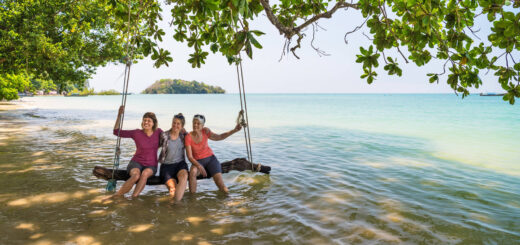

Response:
(142, 112), (158, 131)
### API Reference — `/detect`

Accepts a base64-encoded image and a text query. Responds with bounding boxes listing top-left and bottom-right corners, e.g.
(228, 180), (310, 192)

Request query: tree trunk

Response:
(92, 158), (270, 185)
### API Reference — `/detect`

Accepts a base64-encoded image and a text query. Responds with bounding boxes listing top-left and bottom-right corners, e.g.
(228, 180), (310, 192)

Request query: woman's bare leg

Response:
(132, 168), (154, 198)
(112, 168), (141, 197)
(174, 170), (188, 201)
(189, 166), (199, 193)
(212, 173), (228, 193)
(165, 179), (176, 197)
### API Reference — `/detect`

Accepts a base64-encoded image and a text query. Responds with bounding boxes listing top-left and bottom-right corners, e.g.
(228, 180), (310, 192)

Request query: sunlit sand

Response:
(128, 224), (154, 232)
(29, 233), (44, 239)
(171, 233), (194, 241)
(210, 228), (225, 235)
(31, 151), (45, 157)
(15, 223), (37, 231)
(186, 216), (205, 226)
(385, 212), (404, 223)
(8, 189), (100, 207)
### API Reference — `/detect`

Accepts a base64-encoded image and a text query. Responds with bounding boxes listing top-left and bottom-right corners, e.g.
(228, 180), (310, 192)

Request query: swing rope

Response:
(106, 0), (137, 191)
(231, 12), (255, 171)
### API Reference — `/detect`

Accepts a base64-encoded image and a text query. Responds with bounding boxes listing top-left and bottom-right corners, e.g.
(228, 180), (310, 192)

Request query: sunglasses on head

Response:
(194, 114), (205, 120)
(174, 114), (184, 119)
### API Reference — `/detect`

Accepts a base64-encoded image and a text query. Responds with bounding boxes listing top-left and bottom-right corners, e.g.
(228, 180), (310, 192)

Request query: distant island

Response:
(142, 79), (225, 94)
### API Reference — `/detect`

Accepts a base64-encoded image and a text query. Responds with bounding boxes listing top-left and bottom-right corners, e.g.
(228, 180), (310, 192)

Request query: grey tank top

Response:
(163, 136), (185, 164)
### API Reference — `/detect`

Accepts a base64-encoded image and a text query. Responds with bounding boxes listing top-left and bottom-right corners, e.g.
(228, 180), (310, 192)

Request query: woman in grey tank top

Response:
(158, 113), (189, 201)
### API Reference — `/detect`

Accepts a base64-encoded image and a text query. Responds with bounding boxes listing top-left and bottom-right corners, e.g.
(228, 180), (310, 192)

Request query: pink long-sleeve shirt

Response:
(113, 128), (163, 167)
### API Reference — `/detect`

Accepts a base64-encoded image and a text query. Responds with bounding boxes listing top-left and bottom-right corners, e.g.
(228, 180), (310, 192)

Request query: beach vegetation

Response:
(0, 72), (31, 101)
(67, 87), (95, 96)
(142, 79), (225, 94)
(95, 89), (121, 95)
(0, 0), (165, 99)
(31, 79), (57, 94)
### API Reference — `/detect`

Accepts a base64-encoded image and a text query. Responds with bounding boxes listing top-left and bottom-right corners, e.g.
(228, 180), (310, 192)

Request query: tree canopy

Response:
(0, 0), (165, 100)
(142, 78), (226, 94)
(1, 0), (519, 103)
(157, 0), (520, 104)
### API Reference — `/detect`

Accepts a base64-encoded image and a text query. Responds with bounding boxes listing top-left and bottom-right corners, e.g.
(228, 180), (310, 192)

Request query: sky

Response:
(88, 3), (508, 94)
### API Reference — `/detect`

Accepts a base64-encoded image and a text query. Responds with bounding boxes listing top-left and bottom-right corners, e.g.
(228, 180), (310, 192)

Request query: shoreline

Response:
(0, 101), (22, 111)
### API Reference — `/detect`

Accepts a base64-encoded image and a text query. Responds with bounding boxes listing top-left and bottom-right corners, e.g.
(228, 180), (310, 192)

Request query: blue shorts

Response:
(126, 160), (157, 176)
(160, 161), (188, 184)
(196, 155), (222, 178)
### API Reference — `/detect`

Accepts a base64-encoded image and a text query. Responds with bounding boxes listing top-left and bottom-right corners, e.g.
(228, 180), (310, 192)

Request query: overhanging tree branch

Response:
(259, 0), (359, 40)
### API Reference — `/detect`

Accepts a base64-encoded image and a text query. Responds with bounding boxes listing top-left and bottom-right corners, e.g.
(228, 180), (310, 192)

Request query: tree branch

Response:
(380, 4), (409, 63)
(344, 16), (370, 44)
(362, 32), (374, 41)
(290, 33), (305, 59)
(382, 50), (388, 65)
(509, 52), (517, 65)
(259, 0), (358, 39)
(311, 23), (330, 57)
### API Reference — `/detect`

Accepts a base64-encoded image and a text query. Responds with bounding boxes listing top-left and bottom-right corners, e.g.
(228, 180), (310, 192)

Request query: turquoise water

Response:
(1, 94), (519, 244)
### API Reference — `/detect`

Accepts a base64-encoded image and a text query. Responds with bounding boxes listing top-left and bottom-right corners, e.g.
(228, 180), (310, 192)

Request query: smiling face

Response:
(171, 118), (183, 133)
(141, 112), (158, 131)
(192, 118), (203, 132)
(141, 117), (154, 131)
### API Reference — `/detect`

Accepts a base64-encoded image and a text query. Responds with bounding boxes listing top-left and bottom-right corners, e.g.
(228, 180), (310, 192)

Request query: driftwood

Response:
(93, 158), (270, 185)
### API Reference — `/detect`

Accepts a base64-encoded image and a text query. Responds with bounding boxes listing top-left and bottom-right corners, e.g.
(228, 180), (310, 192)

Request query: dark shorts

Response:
(160, 161), (188, 184)
(196, 155), (222, 178)
(126, 160), (157, 176)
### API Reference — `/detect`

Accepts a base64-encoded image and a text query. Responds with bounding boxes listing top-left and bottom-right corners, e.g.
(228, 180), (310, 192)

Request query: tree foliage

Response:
(0, 72), (31, 101)
(154, 0), (520, 104)
(2, 0), (519, 103)
(142, 79), (226, 94)
(31, 79), (57, 94)
(0, 0), (165, 99)
(96, 89), (121, 95)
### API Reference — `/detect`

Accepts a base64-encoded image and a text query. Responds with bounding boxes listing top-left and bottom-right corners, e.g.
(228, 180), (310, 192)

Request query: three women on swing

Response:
(112, 106), (241, 200)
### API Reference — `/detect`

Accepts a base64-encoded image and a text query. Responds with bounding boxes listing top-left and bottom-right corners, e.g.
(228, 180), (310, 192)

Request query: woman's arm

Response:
(207, 124), (242, 141)
(114, 105), (124, 130)
(186, 145), (207, 177)
(112, 106), (134, 138)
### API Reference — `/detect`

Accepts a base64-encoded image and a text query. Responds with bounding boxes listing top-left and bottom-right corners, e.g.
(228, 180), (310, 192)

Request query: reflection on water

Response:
(0, 96), (519, 244)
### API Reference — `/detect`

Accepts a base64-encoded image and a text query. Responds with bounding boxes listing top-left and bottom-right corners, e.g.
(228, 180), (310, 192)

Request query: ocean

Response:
(0, 94), (519, 244)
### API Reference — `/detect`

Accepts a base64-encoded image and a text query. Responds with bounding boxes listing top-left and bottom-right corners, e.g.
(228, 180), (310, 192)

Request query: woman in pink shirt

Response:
(186, 114), (241, 193)
(111, 105), (163, 198)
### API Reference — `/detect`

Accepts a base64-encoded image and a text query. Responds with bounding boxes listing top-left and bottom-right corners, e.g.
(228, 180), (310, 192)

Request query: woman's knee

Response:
(189, 167), (198, 177)
(140, 168), (154, 179)
(129, 169), (141, 180)
(178, 169), (188, 179)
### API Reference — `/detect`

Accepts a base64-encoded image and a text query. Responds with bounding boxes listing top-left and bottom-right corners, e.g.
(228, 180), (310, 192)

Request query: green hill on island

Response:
(142, 79), (225, 94)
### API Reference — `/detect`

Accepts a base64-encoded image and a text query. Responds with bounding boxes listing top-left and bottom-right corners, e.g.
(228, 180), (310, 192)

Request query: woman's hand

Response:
(118, 105), (125, 115)
(114, 105), (125, 130)
(197, 164), (207, 178)
(233, 123), (242, 132)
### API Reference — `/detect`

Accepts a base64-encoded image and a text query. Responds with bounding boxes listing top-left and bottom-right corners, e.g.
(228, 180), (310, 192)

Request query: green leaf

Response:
(251, 30), (265, 36)
(249, 34), (262, 49)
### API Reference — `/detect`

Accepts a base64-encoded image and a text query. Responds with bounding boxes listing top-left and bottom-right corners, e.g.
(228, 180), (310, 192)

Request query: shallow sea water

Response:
(0, 94), (519, 244)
